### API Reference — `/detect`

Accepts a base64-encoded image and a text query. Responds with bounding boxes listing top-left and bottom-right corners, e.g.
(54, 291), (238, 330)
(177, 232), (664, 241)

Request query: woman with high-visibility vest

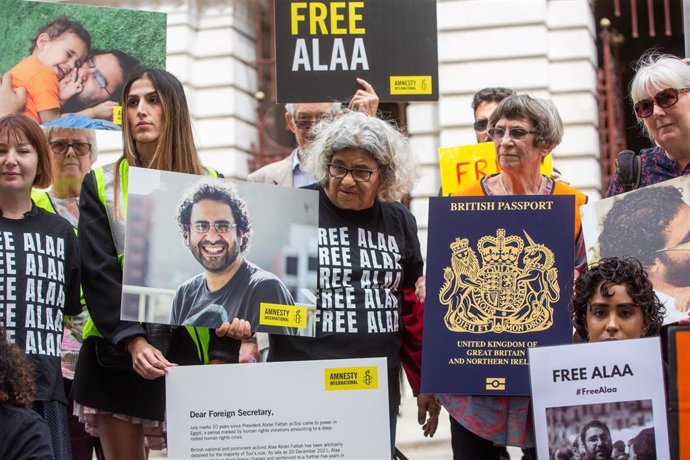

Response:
(32, 126), (102, 460)
(71, 68), (244, 459)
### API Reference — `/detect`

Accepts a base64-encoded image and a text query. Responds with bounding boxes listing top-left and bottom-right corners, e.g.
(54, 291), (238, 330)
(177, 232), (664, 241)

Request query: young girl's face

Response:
(34, 31), (88, 81)
(586, 283), (647, 342)
(0, 130), (39, 196)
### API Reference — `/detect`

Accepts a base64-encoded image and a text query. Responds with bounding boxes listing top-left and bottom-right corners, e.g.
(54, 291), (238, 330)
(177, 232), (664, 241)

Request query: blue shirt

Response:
(291, 149), (316, 188)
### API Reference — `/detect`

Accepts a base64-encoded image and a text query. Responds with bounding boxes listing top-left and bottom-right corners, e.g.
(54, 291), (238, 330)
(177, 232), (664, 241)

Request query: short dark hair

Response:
(571, 257), (665, 341)
(176, 182), (252, 253)
(471, 87), (515, 111)
(628, 427), (655, 460)
(0, 328), (36, 407)
(599, 186), (686, 266)
(580, 420), (611, 445)
(0, 114), (53, 188)
(91, 49), (141, 103)
(30, 16), (91, 55)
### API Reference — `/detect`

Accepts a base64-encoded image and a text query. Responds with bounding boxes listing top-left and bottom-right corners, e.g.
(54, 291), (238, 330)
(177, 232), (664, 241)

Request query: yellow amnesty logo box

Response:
(112, 105), (123, 125)
(485, 377), (506, 391)
(259, 303), (308, 329)
(390, 76), (433, 95)
(324, 366), (378, 391)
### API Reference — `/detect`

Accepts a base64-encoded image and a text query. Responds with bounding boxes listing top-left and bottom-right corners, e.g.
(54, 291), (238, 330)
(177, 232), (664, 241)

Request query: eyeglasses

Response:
(49, 141), (92, 156)
(294, 119), (319, 130)
(473, 119), (489, 132)
(488, 127), (537, 141)
(190, 221), (237, 234)
(87, 56), (112, 97)
(633, 88), (690, 118)
(327, 163), (379, 182)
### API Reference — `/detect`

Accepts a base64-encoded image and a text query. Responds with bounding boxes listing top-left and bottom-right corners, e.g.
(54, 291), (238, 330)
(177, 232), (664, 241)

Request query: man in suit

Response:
(248, 78), (379, 187)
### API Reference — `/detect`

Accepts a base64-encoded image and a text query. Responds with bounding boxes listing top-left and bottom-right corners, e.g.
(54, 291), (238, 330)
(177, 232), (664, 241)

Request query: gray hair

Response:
(305, 111), (418, 201)
(44, 126), (98, 163)
(629, 52), (690, 140)
(489, 94), (563, 149)
(284, 102), (342, 118)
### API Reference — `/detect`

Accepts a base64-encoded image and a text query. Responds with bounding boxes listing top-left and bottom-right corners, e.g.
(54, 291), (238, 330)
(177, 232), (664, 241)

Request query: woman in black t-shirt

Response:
(268, 111), (440, 454)
(0, 114), (81, 460)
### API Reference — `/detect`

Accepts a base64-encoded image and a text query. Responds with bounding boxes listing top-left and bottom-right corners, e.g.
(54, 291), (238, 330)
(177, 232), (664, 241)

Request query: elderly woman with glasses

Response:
(442, 94), (588, 460)
(607, 52), (690, 196)
(31, 126), (102, 460)
(268, 111), (440, 456)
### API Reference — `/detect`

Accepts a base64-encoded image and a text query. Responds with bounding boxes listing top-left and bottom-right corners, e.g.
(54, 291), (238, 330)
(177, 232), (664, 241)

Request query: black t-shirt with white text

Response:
(0, 206), (80, 403)
(269, 187), (423, 407)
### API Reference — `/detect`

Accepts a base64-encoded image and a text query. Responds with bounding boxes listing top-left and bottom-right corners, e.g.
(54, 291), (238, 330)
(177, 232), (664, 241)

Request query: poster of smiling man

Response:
(421, 195), (575, 395)
(274, 0), (439, 102)
(529, 338), (669, 460)
(0, 0), (165, 130)
(121, 167), (319, 337)
(581, 174), (690, 321)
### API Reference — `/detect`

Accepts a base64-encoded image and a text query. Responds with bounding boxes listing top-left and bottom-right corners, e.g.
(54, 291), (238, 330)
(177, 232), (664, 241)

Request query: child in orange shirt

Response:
(10, 17), (90, 123)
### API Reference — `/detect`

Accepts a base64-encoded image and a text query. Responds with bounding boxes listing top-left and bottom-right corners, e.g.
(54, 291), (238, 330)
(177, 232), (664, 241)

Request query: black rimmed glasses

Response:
(327, 163), (379, 182)
(488, 127), (537, 141)
(87, 56), (112, 97)
(191, 221), (237, 234)
(49, 141), (92, 156)
(634, 88), (690, 118)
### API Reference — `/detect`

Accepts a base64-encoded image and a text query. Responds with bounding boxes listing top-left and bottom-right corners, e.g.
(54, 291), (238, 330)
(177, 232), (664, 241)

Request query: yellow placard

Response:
(389, 76), (433, 95)
(112, 105), (123, 125)
(324, 366), (378, 391)
(259, 303), (307, 328)
(439, 142), (553, 196)
(485, 377), (506, 391)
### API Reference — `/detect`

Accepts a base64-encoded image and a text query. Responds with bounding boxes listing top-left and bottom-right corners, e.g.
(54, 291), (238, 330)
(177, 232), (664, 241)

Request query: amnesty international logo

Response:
(324, 366), (378, 391)
(439, 229), (559, 334)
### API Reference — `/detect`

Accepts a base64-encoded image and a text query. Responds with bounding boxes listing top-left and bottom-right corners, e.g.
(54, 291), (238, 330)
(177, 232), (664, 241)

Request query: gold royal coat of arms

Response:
(439, 229), (559, 334)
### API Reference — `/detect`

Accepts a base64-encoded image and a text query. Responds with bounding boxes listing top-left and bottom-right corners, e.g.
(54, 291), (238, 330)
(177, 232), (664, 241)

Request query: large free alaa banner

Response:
(274, 0), (439, 102)
(422, 195), (575, 395)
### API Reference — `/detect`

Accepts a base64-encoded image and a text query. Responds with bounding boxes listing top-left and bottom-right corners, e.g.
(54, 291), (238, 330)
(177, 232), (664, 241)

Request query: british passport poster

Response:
(422, 195), (575, 395)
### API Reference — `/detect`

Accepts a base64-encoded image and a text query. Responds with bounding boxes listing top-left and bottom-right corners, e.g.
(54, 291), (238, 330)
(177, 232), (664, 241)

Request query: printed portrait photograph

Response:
(546, 400), (655, 460)
(0, 0), (166, 130)
(121, 167), (319, 337)
(581, 174), (690, 321)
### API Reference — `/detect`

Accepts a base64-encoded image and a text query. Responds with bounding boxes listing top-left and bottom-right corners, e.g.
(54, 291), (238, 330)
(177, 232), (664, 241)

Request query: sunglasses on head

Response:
(473, 119), (489, 132)
(633, 88), (690, 118)
(488, 127), (537, 141)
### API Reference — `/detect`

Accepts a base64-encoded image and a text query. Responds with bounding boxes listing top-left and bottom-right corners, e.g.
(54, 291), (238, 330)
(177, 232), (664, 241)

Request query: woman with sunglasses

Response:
(31, 127), (103, 460)
(70, 68), (243, 459)
(607, 52), (690, 196)
(443, 94), (588, 460)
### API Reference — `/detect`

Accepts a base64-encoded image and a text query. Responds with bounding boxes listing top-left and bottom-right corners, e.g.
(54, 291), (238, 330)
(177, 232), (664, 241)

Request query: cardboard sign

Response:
(581, 174), (690, 321)
(421, 195), (575, 395)
(121, 167), (319, 337)
(529, 338), (670, 460)
(667, 325), (690, 460)
(0, 0), (165, 130)
(274, 0), (439, 102)
(166, 358), (390, 460)
(439, 142), (554, 196)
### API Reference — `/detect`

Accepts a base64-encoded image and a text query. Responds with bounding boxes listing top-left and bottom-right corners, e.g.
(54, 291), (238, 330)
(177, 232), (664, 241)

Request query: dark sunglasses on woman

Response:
(633, 87), (690, 118)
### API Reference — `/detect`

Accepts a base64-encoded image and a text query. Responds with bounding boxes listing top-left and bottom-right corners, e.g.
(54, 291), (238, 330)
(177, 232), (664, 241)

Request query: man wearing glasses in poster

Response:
(169, 182), (295, 335)
(56, 49), (141, 126)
